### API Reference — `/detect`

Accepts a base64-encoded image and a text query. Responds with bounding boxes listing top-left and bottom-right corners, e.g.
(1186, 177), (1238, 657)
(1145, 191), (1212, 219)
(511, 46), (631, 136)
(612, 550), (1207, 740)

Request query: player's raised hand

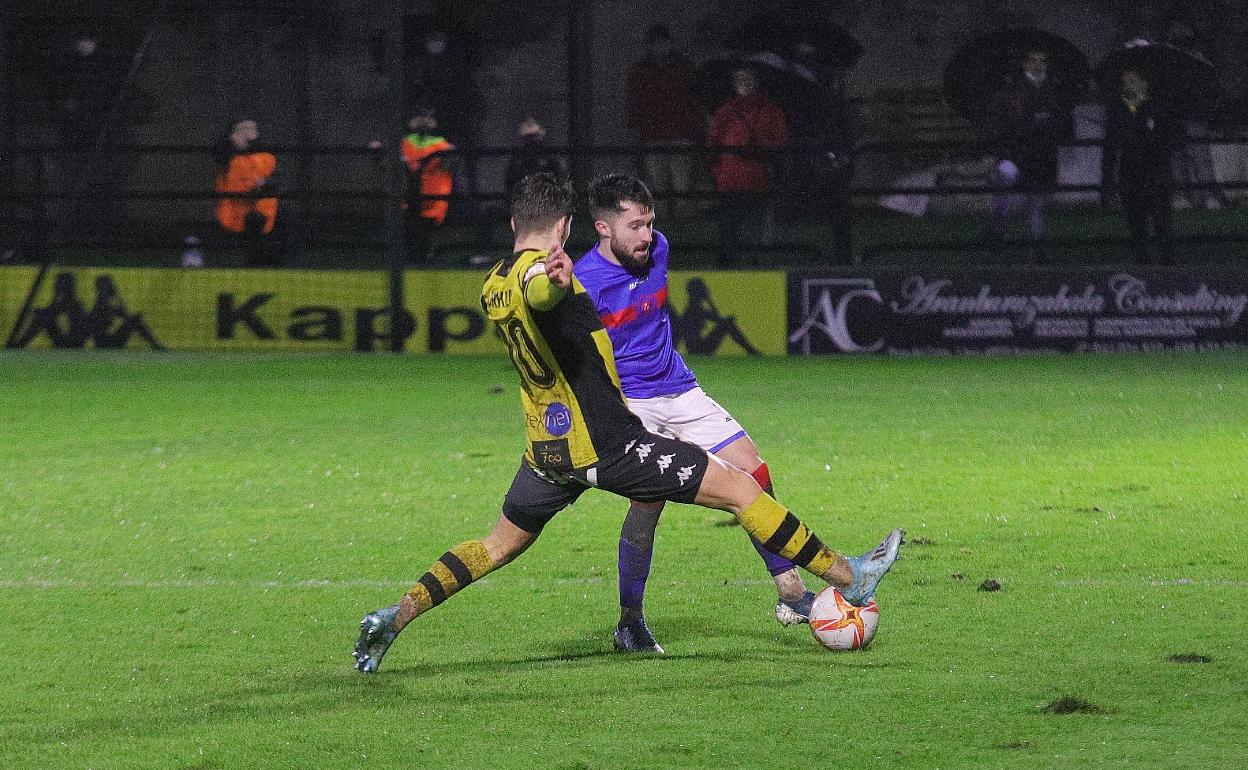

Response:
(545, 245), (573, 289)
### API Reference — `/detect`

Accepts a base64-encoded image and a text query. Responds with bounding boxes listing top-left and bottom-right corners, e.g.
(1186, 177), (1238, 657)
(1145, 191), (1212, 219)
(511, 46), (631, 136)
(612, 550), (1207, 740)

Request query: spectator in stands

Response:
(51, 33), (110, 145)
(214, 119), (281, 267)
(51, 31), (145, 239)
(1164, 20), (1227, 211)
(1173, 119), (1227, 211)
(401, 108), (455, 264)
(1102, 69), (1182, 265)
(985, 48), (1074, 261)
(403, 22), (480, 147)
(505, 117), (565, 194)
(627, 24), (703, 219)
(706, 67), (787, 266)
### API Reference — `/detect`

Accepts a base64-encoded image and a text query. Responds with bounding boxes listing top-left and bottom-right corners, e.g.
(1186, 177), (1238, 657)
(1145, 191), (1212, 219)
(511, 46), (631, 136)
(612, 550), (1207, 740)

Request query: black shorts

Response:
(502, 428), (710, 534)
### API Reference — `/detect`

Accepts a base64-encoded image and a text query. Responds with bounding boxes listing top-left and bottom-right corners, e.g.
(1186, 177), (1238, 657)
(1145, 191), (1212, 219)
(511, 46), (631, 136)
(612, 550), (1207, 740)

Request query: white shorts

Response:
(625, 387), (747, 455)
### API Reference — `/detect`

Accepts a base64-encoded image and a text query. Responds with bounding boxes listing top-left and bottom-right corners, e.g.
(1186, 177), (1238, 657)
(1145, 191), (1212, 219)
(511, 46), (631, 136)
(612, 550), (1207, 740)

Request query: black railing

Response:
(2, 138), (1248, 265)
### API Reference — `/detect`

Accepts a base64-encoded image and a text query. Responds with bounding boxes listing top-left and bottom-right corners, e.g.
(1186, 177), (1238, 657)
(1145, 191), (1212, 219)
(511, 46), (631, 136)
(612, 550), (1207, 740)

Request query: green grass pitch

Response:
(1, 351), (1245, 769)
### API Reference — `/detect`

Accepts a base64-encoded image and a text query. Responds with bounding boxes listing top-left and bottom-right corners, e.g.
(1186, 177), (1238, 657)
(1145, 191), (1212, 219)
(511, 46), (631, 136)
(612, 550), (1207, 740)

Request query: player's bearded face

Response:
(606, 202), (655, 269)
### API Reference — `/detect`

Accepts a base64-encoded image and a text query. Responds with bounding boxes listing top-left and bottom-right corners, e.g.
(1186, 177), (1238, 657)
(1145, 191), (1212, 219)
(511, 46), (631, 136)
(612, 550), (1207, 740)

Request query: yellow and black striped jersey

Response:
(481, 248), (644, 471)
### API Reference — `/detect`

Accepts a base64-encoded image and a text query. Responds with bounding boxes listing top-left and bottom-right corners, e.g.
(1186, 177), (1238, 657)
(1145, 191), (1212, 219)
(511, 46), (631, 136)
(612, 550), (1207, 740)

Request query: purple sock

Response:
(618, 538), (653, 611)
(752, 483), (799, 576)
(992, 194), (1012, 232)
(751, 535), (798, 576)
(1027, 194), (1047, 242)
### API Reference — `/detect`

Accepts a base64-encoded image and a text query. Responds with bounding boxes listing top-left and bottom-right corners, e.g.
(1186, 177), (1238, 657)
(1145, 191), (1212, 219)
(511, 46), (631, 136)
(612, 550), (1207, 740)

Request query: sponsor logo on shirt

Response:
(544, 402), (573, 437)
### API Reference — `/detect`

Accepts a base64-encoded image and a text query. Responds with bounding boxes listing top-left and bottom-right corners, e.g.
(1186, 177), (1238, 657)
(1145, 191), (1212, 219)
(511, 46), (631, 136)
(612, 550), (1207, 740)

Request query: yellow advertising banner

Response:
(402, 270), (786, 356)
(403, 270), (502, 354)
(1, 267), (786, 355)
(1, 267), (390, 351)
(669, 270), (786, 356)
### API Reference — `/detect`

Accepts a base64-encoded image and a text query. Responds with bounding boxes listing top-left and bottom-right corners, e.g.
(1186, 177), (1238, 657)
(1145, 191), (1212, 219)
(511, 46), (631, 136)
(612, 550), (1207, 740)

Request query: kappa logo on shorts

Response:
(677, 465), (696, 485)
(624, 439), (636, 454)
(634, 442), (654, 463)
(656, 453), (674, 473)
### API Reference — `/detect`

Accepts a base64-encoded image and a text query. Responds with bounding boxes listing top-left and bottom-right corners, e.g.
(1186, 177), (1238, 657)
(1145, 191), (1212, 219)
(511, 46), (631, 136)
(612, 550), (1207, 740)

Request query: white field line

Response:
(2, 577), (412, 590)
(1055, 578), (1248, 588)
(0, 575), (645, 590)
(3, 576), (1245, 590)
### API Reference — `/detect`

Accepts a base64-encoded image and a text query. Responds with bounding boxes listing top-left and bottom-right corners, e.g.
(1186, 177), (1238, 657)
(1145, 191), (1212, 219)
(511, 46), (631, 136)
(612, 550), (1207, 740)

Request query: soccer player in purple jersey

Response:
(350, 173), (904, 673)
(576, 173), (815, 653)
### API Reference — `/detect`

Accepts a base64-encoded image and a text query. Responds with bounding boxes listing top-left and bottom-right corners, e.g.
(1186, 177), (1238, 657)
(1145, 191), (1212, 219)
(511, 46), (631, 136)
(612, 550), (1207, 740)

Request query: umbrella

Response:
(724, 12), (793, 55)
(746, 51), (823, 113)
(725, 12), (862, 70)
(943, 27), (1090, 122)
(790, 17), (863, 70)
(1095, 43), (1222, 117)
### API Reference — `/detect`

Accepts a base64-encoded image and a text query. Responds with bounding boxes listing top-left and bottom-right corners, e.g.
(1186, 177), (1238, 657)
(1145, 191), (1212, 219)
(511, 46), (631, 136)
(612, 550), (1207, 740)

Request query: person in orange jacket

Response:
(214, 119), (280, 266)
(401, 108), (455, 263)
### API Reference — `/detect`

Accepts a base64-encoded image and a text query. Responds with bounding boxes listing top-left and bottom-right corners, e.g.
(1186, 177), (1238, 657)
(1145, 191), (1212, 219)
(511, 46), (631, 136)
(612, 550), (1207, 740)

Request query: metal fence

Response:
(3, 137), (1248, 267)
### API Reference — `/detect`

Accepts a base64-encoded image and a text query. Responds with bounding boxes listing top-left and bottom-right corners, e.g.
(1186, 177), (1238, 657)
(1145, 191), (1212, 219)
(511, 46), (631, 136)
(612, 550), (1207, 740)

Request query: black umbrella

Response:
(790, 17), (863, 70)
(745, 51), (823, 112)
(943, 27), (1090, 122)
(1096, 43), (1222, 117)
(725, 12), (862, 70)
(724, 12), (792, 55)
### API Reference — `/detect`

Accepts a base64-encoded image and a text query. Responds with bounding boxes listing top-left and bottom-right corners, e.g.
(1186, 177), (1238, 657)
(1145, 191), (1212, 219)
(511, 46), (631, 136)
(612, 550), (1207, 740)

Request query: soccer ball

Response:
(809, 587), (879, 651)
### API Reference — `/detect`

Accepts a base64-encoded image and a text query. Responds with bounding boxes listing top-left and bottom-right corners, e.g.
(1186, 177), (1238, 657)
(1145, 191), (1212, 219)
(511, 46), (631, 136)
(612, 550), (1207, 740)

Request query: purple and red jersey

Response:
(574, 231), (697, 399)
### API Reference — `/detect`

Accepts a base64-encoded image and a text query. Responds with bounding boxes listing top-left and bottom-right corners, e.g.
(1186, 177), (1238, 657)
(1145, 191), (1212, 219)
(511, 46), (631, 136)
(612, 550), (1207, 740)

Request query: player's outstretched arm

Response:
(544, 244), (573, 288)
(523, 245), (572, 311)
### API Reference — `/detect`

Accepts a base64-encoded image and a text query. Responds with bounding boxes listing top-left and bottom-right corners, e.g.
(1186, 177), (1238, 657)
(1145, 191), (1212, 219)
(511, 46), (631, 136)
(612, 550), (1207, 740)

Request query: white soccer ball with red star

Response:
(809, 587), (879, 651)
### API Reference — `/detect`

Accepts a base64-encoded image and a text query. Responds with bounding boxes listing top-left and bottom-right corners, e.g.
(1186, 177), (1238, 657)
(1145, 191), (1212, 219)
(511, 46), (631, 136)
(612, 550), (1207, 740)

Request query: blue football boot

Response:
(841, 528), (904, 606)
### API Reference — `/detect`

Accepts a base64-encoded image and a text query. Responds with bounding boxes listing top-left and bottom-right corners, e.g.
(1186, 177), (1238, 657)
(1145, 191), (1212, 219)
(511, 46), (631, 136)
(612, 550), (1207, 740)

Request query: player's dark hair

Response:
(588, 173), (654, 221)
(511, 172), (576, 235)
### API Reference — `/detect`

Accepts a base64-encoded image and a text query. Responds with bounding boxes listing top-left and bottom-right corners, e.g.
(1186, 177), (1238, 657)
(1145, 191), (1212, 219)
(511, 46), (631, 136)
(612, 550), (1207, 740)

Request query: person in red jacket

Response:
(706, 67), (787, 265)
(626, 24), (703, 219)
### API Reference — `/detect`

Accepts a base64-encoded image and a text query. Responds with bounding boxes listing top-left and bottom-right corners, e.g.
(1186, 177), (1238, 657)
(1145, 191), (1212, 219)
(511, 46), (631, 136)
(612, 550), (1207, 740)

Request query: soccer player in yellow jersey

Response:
(353, 173), (903, 672)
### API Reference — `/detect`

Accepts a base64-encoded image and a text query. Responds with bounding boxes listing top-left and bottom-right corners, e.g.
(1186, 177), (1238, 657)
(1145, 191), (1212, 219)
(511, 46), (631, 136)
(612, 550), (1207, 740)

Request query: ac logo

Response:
(788, 278), (885, 354)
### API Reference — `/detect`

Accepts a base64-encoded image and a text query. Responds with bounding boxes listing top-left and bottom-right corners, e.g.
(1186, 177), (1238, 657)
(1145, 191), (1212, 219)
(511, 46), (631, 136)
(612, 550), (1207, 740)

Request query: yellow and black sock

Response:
(737, 493), (840, 577)
(406, 540), (495, 616)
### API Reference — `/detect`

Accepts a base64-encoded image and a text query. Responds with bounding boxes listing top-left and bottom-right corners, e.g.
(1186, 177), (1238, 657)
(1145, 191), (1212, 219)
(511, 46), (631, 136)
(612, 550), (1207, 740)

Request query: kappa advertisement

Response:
(787, 268), (1248, 355)
(0, 267), (785, 355)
